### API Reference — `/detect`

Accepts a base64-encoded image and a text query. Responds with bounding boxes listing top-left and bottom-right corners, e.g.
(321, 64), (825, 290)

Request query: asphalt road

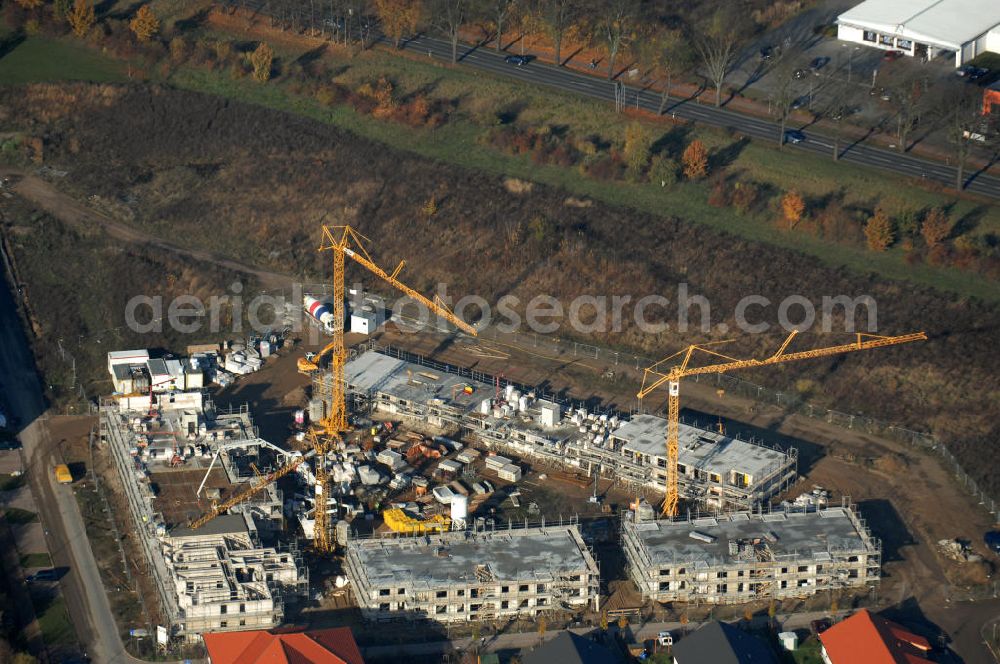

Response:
(390, 34), (1000, 199)
(0, 250), (134, 662)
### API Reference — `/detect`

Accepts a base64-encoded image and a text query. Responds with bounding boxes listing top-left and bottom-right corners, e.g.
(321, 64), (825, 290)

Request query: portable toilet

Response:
(778, 631), (798, 651)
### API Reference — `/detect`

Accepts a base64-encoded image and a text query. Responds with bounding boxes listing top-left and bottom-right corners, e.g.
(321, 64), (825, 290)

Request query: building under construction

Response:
(345, 522), (600, 623)
(100, 383), (307, 643)
(621, 503), (880, 605)
(344, 349), (796, 510)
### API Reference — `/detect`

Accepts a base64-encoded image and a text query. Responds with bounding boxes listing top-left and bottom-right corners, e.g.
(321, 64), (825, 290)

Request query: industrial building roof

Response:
(838, 0), (1000, 49)
(626, 507), (872, 566)
(349, 525), (597, 588)
(611, 414), (790, 479)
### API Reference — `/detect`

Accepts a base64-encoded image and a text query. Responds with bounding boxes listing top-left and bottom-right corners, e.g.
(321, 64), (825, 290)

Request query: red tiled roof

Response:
(820, 609), (931, 664)
(204, 627), (364, 664)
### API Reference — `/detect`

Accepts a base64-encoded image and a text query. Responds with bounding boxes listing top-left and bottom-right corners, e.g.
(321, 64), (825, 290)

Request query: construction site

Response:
(343, 349), (798, 511)
(93, 224), (935, 648)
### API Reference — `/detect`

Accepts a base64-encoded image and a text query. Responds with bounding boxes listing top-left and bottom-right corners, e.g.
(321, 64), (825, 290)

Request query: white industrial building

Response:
(837, 0), (1000, 66)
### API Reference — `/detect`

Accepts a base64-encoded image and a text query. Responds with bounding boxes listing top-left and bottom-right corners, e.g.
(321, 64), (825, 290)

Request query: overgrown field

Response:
(2, 83), (998, 495)
(0, 193), (260, 408)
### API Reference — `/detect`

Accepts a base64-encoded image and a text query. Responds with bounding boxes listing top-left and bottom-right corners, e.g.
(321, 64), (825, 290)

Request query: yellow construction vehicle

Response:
(383, 508), (451, 534)
(638, 329), (927, 517)
(54, 464), (72, 485)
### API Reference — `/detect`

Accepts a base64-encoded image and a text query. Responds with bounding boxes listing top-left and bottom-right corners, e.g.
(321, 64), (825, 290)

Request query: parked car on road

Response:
(657, 631), (674, 647)
(882, 50), (903, 62)
(794, 68), (809, 79)
(783, 129), (806, 144)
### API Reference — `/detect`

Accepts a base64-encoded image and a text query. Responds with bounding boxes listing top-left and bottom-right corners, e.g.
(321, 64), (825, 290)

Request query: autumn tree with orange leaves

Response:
(374, 0), (423, 48)
(68, 0), (96, 37)
(865, 207), (895, 251)
(921, 207), (952, 247)
(250, 42), (274, 82)
(130, 5), (160, 42)
(682, 139), (708, 179)
(781, 191), (805, 229)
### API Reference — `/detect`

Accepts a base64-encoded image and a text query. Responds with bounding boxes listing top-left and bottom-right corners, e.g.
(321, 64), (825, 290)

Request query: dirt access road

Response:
(1, 168), (293, 292)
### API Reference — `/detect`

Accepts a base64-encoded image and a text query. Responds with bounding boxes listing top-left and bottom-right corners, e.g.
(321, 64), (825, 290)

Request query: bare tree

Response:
(887, 69), (928, 153)
(695, 8), (747, 107)
(431, 0), (470, 63)
(820, 79), (863, 161)
(537, 0), (579, 66)
(597, 0), (638, 80)
(638, 27), (695, 114)
(769, 48), (804, 148)
(940, 82), (995, 190)
(485, 0), (518, 52)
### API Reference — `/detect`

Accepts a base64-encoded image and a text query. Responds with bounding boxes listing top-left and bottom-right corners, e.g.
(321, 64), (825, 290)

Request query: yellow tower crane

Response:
(637, 329), (927, 517)
(307, 225), (477, 552)
(189, 225), (477, 544)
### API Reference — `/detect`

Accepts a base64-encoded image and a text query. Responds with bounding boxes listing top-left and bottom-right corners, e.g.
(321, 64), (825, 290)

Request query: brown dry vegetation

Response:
(0, 184), (259, 406)
(2, 83), (1000, 497)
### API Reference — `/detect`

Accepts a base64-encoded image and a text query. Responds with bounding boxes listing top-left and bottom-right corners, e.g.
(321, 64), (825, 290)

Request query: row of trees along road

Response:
(246, 0), (996, 186)
(253, 0), (750, 96)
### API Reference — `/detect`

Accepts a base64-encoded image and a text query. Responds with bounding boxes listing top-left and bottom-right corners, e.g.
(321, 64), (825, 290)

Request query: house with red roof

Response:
(203, 626), (365, 664)
(819, 609), (933, 664)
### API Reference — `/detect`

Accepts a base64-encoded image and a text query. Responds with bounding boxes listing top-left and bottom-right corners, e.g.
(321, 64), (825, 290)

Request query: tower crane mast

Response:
(189, 226), (476, 543)
(637, 329), (927, 517)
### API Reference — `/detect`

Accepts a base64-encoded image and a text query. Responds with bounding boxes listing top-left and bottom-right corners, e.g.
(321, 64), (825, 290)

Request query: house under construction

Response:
(100, 385), (307, 642)
(345, 522), (600, 623)
(344, 349), (796, 511)
(621, 503), (880, 605)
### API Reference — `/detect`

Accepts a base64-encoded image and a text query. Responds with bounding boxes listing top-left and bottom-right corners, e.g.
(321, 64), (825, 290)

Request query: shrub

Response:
(731, 181), (760, 214)
(816, 201), (858, 243)
(927, 244), (951, 266)
(648, 155), (678, 188)
(707, 179), (731, 207)
(169, 36), (187, 64)
(896, 209), (921, 239)
(623, 122), (652, 182)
